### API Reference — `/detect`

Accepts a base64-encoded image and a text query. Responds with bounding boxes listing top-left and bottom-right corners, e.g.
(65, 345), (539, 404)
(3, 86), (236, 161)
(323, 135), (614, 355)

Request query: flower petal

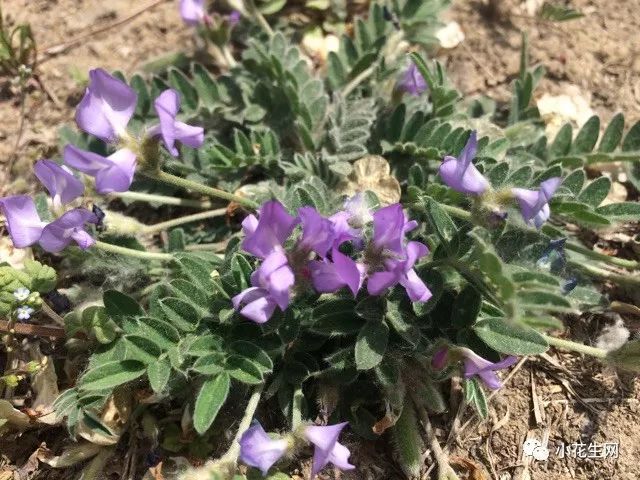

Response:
(239, 423), (288, 475)
(0, 195), (45, 248)
(75, 68), (137, 141)
(180, 0), (206, 26)
(34, 160), (84, 205)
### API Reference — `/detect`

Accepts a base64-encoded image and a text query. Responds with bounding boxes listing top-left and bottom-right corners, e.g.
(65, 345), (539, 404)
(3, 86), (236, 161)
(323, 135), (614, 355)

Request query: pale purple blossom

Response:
(309, 248), (363, 296)
(149, 89), (204, 157)
(367, 240), (432, 302)
(242, 200), (298, 259)
(228, 10), (241, 26)
(439, 131), (489, 195)
(75, 68), (137, 142)
(298, 206), (335, 258)
(398, 62), (427, 96)
(0, 195), (46, 248)
(343, 192), (372, 228)
(33, 159), (84, 208)
(39, 208), (98, 253)
(239, 423), (289, 476)
(232, 250), (295, 323)
(512, 177), (562, 229)
(304, 423), (355, 479)
(431, 346), (449, 370)
(460, 347), (517, 390)
(64, 145), (137, 194)
(179, 0), (210, 26)
(370, 203), (418, 255)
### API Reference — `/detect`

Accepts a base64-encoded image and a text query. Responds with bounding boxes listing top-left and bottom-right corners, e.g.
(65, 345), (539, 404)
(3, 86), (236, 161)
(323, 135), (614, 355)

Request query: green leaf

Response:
(598, 113), (624, 152)
(550, 123), (572, 157)
(147, 356), (171, 393)
(561, 169), (585, 196)
(310, 299), (364, 336)
(425, 197), (457, 245)
(578, 177), (611, 207)
(225, 356), (264, 384)
(354, 321), (389, 370)
(230, 341), (273, 374)
(622, 120), (640, 151)
(168, 68), (198, 111)
(193, 373), (230, 434)
(135, 317), (181, 350)
(22, 260), (56, 292)
(571, 115), (599, 153)
(464, 377), (488, 419)
(123, 335), (163, 364)
(103, 290), (143, 320)
(192, 354), (226, 375)
(473, 318), (549, 355)
(391, 399), (424, 478)
(79, 360), (146, 391)
(595, 202), (640, 220)
(451, 285), (482, 328)
(158, 297), (200, 332)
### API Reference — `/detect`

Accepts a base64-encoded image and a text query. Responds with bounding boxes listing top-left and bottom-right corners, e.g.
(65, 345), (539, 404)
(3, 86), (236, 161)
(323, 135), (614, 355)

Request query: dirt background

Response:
(1, 0), (639, 479)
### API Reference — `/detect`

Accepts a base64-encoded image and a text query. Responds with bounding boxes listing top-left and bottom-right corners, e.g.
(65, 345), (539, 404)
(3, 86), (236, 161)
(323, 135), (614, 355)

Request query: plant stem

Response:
(410, 391), (460, 480)
(108, 190), (213, 209)
(220, 383), (265, 464)
(94, 241), (173, 261)
(568, 260), (640, 287)
(291, 387), (303, 430)
(142, 208), (227, 234)
(144, 170), (258, 209)
(440, 203), (472, 221)
(542, 334), (607, 359)
(245, 0), (273, 37)
(562, 240), (640, 270)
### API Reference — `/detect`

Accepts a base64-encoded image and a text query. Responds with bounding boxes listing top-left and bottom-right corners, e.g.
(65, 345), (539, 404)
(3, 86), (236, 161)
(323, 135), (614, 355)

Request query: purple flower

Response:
(309, 248), (363, 296)
(75, 68), (137, 142)
(150, 89), (204, 157)
(461, 347), (517, 390)
(228, 10), (241, 26)
(242, 200), (298, 259)
(398, 62), (427, 96)
(367, 241), (432, 302)
(304, 423), (355, 479)
(39, 208), (97, 253)
(232, 250), (295, 323)
(343, 192), (372, 228)
(512, 177), (562, 229)
(439, 131), (489, 195)
(64, 145), (137, 194)
(0, 195), (46, 248)
(371, 204), (417, 255)
(239, 423), (289, 476)
(34, 160), (84, 208)
(180, 0), (209, 26)
(298, 206), (335, 258)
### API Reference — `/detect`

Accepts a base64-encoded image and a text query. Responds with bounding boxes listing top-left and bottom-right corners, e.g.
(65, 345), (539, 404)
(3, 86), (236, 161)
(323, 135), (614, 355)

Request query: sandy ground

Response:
(0, 0), (639, 479)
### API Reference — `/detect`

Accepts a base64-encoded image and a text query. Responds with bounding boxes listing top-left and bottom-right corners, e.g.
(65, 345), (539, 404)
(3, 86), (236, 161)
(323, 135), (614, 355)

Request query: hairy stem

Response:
(563, 240), (640, 270)
(94, 241), (173, 261)
(568, 260), (640, 287)
(142, 208), (227, 234)
(108, 190), (213, 209)
(144, 170), (258, 209)
(245, 0), (273, 37)
(410, 391), (460, 480)
(220, 383), (265, 464)
(291, 387), (303, 430)
(542, 334), (607, 359)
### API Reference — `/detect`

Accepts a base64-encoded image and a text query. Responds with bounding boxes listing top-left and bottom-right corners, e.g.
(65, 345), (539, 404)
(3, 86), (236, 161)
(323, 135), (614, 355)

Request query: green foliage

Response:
(0, 260), (56, 315)
(539, 2), (584, 22)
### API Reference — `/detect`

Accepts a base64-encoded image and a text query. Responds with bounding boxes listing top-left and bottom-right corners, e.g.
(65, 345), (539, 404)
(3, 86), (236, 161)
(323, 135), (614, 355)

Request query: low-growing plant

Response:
(1, 1), (639, 479)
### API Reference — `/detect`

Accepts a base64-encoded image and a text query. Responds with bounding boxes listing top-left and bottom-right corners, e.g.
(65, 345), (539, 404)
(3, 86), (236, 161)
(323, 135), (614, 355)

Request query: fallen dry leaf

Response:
(338, 155), (401, 205)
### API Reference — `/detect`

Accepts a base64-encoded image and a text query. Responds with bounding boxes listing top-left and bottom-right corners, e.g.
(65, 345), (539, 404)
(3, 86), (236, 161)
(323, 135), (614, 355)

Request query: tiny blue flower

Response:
(13, 287), (30, 302)
(16, 306), (34, 321)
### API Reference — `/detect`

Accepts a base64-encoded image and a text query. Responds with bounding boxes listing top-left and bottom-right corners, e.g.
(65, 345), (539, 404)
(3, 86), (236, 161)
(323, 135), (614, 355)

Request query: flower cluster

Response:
(0, 69), (203, 254)
(232, 195), (432, 324)
(439, 131), (561, 229)
(239, 421), (354, 478)
(432, 345), (517, 390)
(179, 0), (240, 28)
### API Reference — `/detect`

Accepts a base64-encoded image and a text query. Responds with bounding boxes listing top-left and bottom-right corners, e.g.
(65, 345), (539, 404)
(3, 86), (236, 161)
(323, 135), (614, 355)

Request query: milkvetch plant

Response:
(2, 1), (640, 479)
